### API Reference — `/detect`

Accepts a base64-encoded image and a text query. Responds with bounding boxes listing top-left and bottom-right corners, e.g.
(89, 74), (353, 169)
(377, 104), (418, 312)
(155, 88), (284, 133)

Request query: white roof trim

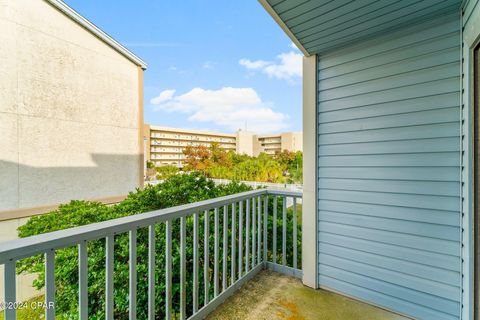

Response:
(258, 0), (310, 57)
(148, 125), (237, 137)
(45, 0), (147, 69)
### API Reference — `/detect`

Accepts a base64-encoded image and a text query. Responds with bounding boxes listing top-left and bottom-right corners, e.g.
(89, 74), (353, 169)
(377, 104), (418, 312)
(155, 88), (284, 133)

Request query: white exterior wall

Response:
(0, 0), (142, 215)
(301, 55), (317, 288)
(0, 0), (143, 301)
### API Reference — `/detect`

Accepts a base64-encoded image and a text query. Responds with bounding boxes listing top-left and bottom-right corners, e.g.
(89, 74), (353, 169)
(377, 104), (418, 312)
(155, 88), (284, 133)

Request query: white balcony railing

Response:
(0, 189), (302, 320)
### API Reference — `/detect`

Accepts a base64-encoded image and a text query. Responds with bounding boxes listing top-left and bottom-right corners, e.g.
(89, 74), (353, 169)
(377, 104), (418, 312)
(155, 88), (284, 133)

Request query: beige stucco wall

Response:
(0, 0), (143, 301)
(0, 0), (142, 218)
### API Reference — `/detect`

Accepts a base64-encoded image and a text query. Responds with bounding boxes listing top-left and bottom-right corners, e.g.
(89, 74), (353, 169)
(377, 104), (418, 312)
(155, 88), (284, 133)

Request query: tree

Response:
(288, 151), (303, 183)
(274, 150), (296, 170)
(182, 144), (302, 183)
(155, 164), (179, 180)
(182, 145), (212, 173)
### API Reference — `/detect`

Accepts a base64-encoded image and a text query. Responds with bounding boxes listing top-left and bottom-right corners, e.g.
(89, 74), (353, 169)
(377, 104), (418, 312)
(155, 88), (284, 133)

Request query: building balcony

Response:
(150, 136), (236, 145)
(209, 270), (407, 320)
(0, 189), (405, 320)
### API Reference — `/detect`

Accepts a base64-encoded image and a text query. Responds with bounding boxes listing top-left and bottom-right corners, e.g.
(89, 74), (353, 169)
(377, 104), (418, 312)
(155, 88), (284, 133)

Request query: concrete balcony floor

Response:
(208, 270), (409, 320)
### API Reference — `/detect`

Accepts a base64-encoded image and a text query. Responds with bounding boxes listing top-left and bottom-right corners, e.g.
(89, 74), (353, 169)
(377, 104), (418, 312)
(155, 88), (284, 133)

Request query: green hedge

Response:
(16, 173), (300, 319)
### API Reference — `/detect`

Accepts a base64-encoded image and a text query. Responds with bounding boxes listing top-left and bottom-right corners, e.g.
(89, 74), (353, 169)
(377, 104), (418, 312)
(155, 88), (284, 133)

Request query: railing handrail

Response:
(0, 189), (301, 264)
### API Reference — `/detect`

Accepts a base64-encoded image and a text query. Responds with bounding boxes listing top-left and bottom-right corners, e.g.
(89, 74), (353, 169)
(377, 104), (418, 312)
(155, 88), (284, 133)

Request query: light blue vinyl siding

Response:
(267, 0), (461, 55)
(316, 13), (462, 320)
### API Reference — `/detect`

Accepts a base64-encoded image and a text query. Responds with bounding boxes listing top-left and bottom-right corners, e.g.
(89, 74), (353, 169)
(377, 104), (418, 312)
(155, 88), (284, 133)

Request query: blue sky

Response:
(64, 0), (302, 134)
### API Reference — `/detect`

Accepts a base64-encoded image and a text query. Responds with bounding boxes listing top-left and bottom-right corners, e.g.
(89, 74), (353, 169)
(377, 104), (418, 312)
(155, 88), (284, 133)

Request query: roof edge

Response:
(45, 0), (147, 69)
(147, 124), (238, 137)
(258, 0), (310, 57)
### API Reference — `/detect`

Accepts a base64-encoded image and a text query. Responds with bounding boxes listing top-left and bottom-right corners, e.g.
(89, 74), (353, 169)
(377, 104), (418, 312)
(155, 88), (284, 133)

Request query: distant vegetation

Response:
(154, 163), (179, 180)
(150, 143), (303, 184)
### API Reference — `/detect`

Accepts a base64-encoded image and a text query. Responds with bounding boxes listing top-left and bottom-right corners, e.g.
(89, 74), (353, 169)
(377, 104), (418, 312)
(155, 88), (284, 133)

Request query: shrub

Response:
(155, 165), (179, 180)
(146, 160), (155, 169)
(17, 173), (252, 319)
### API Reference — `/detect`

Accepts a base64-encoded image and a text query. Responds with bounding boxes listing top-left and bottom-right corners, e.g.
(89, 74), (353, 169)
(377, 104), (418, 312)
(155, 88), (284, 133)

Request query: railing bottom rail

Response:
(189, 263), (264, 320)
(265, 261), (303, 279)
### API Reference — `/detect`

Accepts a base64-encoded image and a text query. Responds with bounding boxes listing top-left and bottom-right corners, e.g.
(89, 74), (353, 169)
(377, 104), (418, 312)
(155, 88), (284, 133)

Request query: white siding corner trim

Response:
(461, 1), (480, 319)
(302, 55), (317, 288)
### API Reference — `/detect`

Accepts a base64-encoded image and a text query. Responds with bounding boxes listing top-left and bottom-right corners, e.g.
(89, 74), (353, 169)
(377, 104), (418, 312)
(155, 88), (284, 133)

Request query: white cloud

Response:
(290, 42), (299, 50)
(239, 51), (302, 81)
(150, 89), (176, 105)
(202, 61), (214, 69)
(239, 59), (271, 70)
(263, 52), (302, 80)
(150, 87), (289, 133)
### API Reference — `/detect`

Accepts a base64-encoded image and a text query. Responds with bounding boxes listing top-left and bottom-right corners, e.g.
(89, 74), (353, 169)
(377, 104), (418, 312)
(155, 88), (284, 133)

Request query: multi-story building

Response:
(145, 125), (237, 167)
(254, 132), (303, 155)
(144, 125), (303, 167)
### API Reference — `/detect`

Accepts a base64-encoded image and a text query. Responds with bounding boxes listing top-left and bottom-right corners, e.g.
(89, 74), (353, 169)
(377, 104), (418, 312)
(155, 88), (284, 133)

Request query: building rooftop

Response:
(46, 0), (147, 69)
(147, 125), (237, 137)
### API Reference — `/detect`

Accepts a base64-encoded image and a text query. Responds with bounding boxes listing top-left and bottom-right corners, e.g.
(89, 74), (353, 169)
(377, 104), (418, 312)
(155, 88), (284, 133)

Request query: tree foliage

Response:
(182, 144), (303, 183)
(146, 160), (155, 169)
(155, 164), (179, 180)
(274, 150), (303, 183)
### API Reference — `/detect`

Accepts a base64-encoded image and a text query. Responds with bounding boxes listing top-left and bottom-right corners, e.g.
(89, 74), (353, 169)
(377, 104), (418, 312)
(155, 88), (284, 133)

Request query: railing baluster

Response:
(4, 260), (16, 320)
(204, 210), (210, 305)
(129, 229), (137, 320)
(257, 196), (261, 264)
(45, 250), (55, 320)
(245, 199), (250, 273)
(214, 208), (219, 297)
(78, 241), (88, 320)
(273, 196), (277, 264)
(231, 202), (236, 285)
(222, 205), (228, 292)
(252, 197), (256, 267)
(238, 201), (243, 277)
(0, 190), (303, 320)
(263, 196), (268, 263)
(180, 217), (186, 320)
(106, 235), (114, 320)
(148, 226), (155, 320)
(282, 196), (287, 266)
(293, 197), (298, 270)
(166, 220), (172, 319)
(193, 213), (199, 313)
